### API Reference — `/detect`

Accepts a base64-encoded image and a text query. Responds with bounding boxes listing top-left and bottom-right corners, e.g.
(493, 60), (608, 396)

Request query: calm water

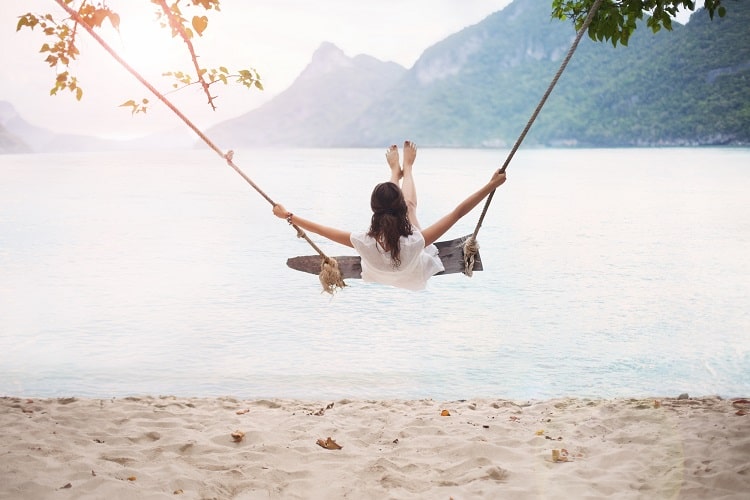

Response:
(1, 147), (748, 400)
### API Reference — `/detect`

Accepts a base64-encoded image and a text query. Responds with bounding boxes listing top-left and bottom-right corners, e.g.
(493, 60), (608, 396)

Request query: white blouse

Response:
(350, 229), (444, 291)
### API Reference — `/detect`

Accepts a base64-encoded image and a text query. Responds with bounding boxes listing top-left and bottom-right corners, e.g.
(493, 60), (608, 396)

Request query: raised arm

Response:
(421, 170), (506, 246)
(272, 204), (354, 248)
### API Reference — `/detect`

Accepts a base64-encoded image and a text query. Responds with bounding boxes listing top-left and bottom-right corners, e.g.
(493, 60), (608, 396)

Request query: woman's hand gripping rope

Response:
(463, 168), (506, 277)
(273, 203), (347, 294)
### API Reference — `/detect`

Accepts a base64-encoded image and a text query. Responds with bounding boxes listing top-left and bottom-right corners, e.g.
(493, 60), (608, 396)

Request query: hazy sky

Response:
(1, 0), (516, 139)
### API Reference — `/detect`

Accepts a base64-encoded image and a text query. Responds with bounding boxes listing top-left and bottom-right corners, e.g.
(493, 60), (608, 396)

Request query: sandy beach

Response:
(1, 395), (748, 499)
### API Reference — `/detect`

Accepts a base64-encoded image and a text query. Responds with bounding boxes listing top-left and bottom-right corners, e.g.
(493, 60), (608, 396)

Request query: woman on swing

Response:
(273, 141), (507, 290)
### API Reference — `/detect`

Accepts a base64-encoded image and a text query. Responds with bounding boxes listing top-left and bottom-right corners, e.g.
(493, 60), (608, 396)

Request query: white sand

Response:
(1, 395), (748, 499)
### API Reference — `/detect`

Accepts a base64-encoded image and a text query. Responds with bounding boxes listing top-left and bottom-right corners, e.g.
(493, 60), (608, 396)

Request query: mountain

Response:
(0, 102), (33, 153)
(0, 100), (194, 154)
(0, 124), (31, 154)
(0, 100), (113, 153)
(206, 42), (407, 147)
(209, 0), (750, 148)
(345, 0), (587, 147)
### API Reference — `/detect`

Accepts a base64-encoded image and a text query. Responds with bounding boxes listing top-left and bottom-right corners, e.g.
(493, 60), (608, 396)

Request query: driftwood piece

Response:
(286, 235), (483, 280)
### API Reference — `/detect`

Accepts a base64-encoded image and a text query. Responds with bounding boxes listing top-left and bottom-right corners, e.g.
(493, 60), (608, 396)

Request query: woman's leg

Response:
(385, 144), (402, 185)
(401, 140), (421, 229)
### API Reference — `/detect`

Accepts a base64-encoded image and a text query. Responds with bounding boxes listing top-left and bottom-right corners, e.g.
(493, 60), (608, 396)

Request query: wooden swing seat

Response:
(286, 234), (482, 280)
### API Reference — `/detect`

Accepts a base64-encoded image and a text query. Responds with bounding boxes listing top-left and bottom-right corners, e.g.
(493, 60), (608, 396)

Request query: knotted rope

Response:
(55, 0), (345, 294)
(463, 0), (604, 276)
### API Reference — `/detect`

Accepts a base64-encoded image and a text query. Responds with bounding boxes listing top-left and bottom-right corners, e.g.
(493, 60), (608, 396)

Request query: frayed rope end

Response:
(463, 238), (480, 277)
(319, 257), (347, 295)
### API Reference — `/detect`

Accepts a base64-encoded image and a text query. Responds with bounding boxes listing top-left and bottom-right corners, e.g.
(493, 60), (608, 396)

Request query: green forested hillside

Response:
(540, 2), (750, 146)
(341, 0), (750, 147)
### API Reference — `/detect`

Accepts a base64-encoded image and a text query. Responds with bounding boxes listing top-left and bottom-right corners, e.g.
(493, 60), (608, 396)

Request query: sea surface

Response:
(1, 147), (748, 400)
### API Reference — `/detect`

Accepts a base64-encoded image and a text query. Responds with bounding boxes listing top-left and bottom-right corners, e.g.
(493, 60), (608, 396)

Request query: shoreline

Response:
(2, 395), (749, 499)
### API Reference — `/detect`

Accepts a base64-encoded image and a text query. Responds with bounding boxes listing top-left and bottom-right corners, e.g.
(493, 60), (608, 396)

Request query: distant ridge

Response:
(0, 100), (194, 154)
(0, 102), (32, 153)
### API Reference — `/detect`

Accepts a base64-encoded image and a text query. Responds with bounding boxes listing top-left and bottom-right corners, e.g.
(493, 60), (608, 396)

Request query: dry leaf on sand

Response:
(552, 449), (570, 463)
(236, 409), (249, 415)
(732, 399), (749, 416)
(231, 430), (245, 443)
(440, 409), (451, 416)
(316, 437), (342, 450)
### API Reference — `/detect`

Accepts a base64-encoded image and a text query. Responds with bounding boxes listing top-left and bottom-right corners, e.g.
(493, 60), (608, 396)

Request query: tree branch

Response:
(154, 0), (216, 110)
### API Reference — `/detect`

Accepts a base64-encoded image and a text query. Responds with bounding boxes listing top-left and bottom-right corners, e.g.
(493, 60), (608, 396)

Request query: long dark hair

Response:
(367, 182), (413, 267)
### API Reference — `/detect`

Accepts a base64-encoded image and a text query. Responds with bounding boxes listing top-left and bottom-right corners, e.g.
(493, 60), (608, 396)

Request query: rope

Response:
(463, 0), (605, 276)
(54, 0), (345, 294)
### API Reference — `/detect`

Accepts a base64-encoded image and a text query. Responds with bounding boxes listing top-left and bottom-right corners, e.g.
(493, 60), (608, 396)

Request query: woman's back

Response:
(351, 229), (444, 291)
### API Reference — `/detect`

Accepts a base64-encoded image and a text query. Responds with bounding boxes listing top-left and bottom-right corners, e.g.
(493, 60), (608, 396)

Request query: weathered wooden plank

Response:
(286, 234), (483, 279)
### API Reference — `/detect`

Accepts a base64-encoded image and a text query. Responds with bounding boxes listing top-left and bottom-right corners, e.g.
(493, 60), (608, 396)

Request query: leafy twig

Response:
(153, 0), (216, 110)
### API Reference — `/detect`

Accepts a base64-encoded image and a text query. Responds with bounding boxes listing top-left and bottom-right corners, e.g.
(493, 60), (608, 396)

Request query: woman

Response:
(273, 141), (506, 290)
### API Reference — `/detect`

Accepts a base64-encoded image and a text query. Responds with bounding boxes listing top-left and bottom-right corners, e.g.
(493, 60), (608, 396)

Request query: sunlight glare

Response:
(115, 16), (186, 76)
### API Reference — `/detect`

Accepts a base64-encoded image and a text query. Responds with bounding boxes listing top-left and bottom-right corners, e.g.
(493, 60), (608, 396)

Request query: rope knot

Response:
(463, 237), (480, 277)
(319, 257), (347, 295)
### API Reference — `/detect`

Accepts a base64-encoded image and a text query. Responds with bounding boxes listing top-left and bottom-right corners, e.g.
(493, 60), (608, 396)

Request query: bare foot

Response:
(385, 144), (402, 182)
(403, 141), (417, 172)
